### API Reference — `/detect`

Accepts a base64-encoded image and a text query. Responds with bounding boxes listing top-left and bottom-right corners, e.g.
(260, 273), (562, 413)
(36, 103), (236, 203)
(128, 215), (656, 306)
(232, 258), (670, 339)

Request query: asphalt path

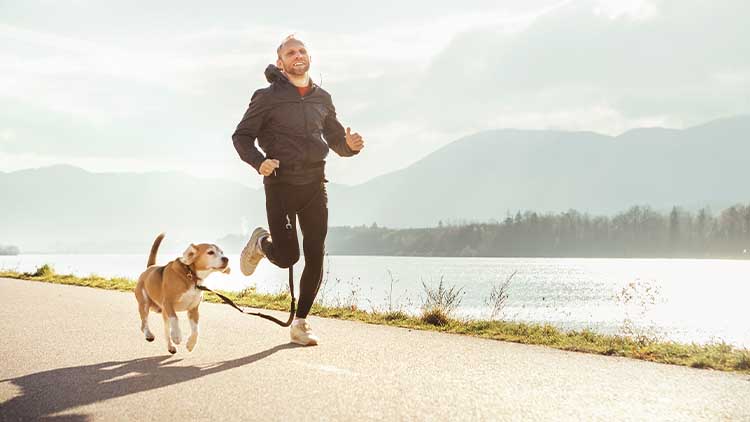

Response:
(1, 278), (748, 421)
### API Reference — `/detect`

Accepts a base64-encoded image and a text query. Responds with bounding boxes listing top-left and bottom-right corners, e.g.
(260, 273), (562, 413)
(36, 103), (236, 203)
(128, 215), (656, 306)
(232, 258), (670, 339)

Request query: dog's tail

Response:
(147, 233), (165, 268)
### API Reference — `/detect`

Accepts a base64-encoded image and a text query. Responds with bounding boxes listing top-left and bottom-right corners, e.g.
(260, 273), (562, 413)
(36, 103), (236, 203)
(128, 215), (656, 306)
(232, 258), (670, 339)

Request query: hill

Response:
(2, 116), (749, 252)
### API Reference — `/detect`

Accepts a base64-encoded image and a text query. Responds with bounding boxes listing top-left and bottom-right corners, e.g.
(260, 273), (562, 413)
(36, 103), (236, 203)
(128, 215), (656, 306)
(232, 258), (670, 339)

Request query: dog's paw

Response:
(168, 346), (177, 354)
(187, 336), (197, 352)
(143, 327), (155, 342)
(170, 328), (182, 345)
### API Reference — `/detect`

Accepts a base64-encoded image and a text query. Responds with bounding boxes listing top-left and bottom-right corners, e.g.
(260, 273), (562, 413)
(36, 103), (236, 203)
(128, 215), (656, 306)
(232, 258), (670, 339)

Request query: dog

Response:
(134, 233), (230, 354)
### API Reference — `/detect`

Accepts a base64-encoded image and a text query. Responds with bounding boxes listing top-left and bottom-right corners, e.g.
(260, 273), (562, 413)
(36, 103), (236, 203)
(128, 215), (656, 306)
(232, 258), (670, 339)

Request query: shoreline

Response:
(1, 265), (748, 374)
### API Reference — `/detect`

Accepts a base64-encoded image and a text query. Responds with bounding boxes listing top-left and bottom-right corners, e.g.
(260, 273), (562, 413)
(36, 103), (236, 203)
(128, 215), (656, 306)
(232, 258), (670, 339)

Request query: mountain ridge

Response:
(2, 115), (749, 251)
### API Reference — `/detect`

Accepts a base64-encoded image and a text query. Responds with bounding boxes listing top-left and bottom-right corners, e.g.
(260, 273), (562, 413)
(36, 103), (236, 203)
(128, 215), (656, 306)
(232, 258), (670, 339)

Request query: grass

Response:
(1, 265), (749, 374)
(419, 276), (464, 326)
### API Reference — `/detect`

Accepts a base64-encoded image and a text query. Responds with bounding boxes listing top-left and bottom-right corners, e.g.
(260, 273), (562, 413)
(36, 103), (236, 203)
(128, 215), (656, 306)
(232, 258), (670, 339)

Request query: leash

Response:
(182, 175), (325, 328)
(184, 262), (296, 327)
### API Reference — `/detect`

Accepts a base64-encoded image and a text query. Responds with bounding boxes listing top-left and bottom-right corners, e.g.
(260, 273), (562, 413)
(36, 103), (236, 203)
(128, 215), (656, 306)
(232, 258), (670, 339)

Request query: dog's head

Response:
(180, 243), (231, 276)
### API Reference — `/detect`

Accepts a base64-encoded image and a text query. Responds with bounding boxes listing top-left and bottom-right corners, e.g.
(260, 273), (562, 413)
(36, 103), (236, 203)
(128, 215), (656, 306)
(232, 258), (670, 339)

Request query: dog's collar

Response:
(179, 260), (202, 284)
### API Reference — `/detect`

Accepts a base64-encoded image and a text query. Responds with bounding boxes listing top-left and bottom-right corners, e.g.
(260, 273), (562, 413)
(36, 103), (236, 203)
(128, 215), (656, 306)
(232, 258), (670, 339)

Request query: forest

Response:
(324, 204), (750, 258)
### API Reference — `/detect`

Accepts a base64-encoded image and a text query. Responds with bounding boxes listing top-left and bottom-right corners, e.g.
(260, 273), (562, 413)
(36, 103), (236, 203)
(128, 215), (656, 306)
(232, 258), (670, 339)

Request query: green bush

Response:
(734, 350), (750, 370)
(420, 307), (450, 326)
(419, 277), (464, 326)
(29, 264), (55, 277)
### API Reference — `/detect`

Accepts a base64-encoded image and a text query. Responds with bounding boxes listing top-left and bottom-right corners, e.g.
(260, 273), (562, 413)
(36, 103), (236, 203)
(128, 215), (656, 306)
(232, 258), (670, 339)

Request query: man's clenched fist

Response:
(259, 159), (280, 176)
(345, 127), (365, 152)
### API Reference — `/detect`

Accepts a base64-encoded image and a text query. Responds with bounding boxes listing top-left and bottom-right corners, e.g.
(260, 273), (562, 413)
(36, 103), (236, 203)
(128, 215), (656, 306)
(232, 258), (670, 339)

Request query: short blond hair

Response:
(276, 34), (306, 58)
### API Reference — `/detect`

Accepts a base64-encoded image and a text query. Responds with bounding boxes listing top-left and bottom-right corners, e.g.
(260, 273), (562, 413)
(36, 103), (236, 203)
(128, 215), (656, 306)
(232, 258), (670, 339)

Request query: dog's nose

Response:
(222, 257), (229, 264)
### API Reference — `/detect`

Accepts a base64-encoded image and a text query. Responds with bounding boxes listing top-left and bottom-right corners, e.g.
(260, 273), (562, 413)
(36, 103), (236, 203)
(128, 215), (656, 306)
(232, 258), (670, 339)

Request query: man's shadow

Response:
(0, 343), (299, 421)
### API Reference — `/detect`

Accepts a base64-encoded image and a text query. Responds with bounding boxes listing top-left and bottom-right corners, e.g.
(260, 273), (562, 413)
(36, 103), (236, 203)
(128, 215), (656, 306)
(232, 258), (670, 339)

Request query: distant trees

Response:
(325, 203), (750, 258)
(0, 245), (20, 255)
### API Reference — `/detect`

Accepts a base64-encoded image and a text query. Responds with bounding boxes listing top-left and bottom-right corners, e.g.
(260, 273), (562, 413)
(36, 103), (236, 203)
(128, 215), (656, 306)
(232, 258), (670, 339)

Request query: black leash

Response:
(187, 176), (325, 328)
(184, 262), (296, 327)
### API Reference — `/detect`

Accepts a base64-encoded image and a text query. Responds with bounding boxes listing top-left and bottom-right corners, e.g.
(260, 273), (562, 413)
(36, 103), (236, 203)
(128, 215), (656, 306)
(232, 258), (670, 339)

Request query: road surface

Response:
(1, 278), (748, 421)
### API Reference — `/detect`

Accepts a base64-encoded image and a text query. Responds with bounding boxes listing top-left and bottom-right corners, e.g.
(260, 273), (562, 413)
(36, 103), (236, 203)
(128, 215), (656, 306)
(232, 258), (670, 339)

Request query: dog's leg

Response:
(135, 286), (155, 342)
(162, 302), (180, 354)
(141, 301), (155, 342)
(186, 307), (199, 352)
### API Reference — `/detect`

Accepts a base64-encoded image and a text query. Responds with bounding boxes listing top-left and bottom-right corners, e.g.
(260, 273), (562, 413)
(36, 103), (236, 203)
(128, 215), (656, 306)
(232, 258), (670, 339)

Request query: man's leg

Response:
(261, 183), (301, 268)
(296, 183), (328, 318)
(288, 182), (327, 346)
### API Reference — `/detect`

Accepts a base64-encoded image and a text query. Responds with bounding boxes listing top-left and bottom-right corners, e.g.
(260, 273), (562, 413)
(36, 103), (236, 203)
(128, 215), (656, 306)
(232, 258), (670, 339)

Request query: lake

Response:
(1, 254), (748, 347)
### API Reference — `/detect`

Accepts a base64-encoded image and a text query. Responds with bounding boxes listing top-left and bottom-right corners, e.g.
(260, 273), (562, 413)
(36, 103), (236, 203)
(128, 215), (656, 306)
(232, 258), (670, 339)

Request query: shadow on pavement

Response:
(0, 343), (299, 421)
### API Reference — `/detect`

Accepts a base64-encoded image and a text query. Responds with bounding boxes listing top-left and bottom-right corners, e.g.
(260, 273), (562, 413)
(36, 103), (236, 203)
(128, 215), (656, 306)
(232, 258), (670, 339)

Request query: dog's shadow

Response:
(0, 343), (299, 421)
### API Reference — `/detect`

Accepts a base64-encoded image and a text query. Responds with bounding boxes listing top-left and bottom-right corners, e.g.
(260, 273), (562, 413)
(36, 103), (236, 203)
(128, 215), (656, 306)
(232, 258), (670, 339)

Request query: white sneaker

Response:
(290, 320), (319, 346)
(240, 227), (269, 276)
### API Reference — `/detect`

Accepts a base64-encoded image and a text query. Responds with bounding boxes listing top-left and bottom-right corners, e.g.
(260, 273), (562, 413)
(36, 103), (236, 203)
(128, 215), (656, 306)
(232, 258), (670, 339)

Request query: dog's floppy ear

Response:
(180, 244), (198, 265)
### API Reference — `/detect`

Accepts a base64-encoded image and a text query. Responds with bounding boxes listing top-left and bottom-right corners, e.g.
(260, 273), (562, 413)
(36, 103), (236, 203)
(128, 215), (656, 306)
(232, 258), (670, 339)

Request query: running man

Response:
(232, 35), (365, 346)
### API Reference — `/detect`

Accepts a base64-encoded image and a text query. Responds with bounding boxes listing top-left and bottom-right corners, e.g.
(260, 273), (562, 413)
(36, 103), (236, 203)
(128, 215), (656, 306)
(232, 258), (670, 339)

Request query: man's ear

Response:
(276, 57), (283, 69)
(180, 244), (198, 265)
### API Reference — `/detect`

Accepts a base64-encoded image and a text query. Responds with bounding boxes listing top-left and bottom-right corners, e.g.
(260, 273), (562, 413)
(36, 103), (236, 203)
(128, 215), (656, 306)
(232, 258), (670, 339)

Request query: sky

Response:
(1, 0), (748, 187)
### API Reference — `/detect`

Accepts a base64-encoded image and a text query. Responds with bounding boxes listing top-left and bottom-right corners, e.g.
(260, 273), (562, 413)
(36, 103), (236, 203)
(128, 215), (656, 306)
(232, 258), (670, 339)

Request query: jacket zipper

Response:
(300, 95), (309, 162)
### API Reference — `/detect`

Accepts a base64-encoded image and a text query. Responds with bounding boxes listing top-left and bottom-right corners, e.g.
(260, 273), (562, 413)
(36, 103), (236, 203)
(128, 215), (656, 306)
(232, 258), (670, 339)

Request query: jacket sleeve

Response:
(323, 102), (359, 157)
(232, 90), (268, 172)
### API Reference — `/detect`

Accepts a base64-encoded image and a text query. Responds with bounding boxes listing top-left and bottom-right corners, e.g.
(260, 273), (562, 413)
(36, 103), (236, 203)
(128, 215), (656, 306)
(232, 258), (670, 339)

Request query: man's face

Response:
(277, 41), (311, 76)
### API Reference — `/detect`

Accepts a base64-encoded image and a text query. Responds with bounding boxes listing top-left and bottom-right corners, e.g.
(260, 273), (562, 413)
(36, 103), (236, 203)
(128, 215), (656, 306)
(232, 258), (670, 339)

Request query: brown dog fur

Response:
(134, 233), (230, 354)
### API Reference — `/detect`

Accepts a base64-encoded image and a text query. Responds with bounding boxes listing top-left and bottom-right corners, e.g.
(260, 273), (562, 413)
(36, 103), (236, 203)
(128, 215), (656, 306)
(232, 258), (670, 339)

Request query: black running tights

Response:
(260, 182), (327, 319)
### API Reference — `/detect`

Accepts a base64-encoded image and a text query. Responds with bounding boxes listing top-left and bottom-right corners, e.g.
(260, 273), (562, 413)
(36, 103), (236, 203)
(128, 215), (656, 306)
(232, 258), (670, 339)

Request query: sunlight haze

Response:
(2, 0), (748, 187)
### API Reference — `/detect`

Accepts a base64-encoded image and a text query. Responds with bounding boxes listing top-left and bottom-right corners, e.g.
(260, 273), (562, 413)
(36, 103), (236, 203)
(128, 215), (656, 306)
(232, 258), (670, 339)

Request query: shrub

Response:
(734, 350), (750, 370)
(29, 264), (55, 277)
(420, 307), (450, 326)
(420, 276), (464, 326)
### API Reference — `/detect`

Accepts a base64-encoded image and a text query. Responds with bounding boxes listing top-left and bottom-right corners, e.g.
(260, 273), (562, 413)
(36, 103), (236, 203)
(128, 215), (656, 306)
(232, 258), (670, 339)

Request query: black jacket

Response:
(232, 64), (358, 185)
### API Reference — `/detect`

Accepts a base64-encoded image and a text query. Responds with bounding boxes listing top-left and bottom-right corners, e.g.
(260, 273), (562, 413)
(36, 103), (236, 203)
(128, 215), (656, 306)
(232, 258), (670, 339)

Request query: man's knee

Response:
(275, 251), (300, 269)
(302, 235), (326, 256)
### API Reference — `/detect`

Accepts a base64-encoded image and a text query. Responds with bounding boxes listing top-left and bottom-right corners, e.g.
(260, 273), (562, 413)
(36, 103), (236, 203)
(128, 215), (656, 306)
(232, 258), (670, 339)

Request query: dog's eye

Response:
(208, 251), (215, 255)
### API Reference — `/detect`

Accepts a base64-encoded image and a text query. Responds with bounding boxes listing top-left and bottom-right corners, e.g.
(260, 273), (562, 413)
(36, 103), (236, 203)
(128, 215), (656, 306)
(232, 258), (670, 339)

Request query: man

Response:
(232, 35), (365, 346)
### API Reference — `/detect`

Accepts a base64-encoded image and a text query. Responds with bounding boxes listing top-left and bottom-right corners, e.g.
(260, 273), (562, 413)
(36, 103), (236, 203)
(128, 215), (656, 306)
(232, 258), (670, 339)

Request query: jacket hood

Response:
(265, 64), (289, 84)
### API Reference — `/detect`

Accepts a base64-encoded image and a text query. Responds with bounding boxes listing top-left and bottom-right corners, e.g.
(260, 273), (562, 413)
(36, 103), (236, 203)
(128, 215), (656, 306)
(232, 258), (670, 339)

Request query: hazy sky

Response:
(1, 0), (748, 187)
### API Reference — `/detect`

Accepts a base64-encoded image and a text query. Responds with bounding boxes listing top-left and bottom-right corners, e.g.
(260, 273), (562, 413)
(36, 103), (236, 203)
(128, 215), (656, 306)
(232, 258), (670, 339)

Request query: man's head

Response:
(276, 34), (311, 77)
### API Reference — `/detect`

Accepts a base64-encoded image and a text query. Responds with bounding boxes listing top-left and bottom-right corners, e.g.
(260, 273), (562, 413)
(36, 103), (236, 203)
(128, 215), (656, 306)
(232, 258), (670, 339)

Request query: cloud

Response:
(0, 2), (564, 184)
(1, 0), (749, 186)
(347, 0), (750, 137)
(593, 0), (659, 20)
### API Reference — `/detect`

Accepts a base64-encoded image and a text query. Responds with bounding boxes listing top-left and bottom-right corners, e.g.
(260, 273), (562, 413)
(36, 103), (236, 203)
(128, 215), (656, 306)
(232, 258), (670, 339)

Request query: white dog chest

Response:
(175, 287), (203, 311)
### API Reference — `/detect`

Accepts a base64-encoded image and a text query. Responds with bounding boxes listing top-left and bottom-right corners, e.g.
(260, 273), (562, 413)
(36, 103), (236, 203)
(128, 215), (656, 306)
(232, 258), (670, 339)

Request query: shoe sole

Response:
(240, 228), (268, 276)
(290, 337), (318, 346)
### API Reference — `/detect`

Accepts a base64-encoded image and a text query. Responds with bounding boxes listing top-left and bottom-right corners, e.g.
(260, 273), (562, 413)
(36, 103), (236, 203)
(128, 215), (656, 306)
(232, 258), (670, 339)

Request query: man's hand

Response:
(345, 127), (365, 152)
(259, 159), (280, 176)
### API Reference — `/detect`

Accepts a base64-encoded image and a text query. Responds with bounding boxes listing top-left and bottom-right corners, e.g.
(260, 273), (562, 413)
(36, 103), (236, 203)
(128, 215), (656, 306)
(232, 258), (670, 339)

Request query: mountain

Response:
(1, 115), (749, 252)
(328, 115), (750, 227)
(0, 165), (266, 252)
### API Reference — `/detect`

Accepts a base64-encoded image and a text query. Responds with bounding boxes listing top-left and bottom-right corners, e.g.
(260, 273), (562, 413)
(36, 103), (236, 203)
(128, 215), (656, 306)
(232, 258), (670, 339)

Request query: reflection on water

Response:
(2, 254), (748, 347)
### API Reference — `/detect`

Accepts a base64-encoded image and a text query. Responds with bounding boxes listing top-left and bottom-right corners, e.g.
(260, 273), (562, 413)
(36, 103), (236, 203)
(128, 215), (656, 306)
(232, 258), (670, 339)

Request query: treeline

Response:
(325, 204), (750, 258)
(0, 244), (20, 255)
